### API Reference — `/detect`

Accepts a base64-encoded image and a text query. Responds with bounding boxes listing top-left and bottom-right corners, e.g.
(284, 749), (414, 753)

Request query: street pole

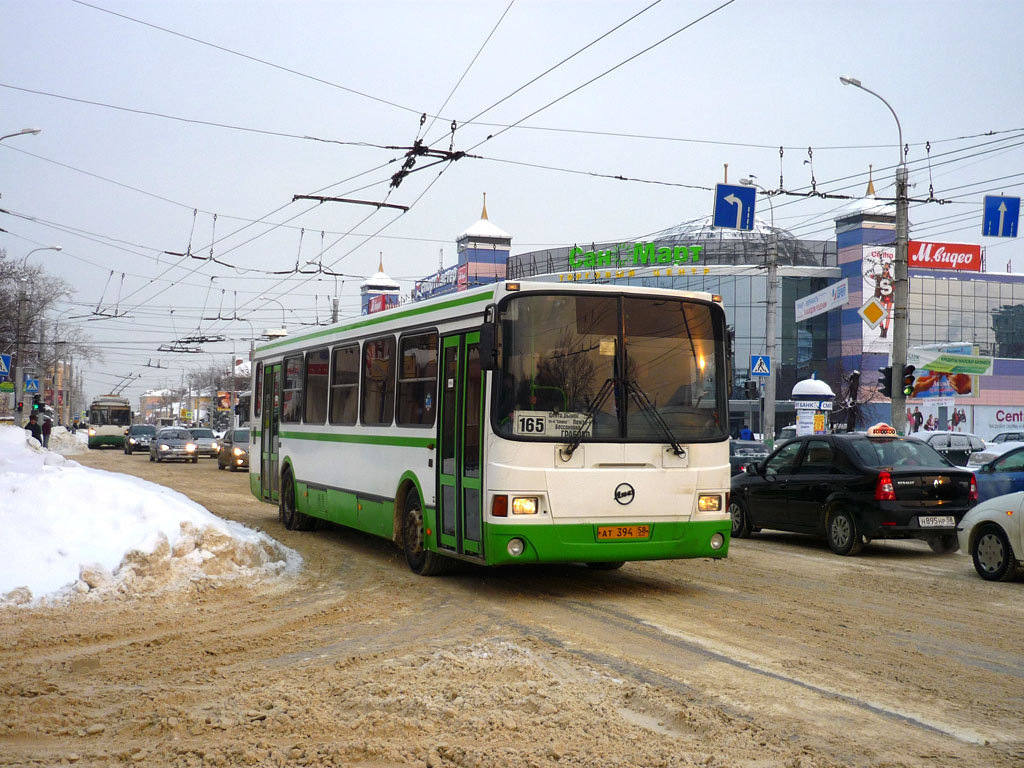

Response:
(840, 76), (909, 434)
(741, 177), (777, 445)
(14, 287), (26, 428)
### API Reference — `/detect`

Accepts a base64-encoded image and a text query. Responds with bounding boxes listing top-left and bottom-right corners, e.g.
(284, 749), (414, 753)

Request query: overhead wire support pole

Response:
(840, 75), (910, 435)
(291, 195), (409, 212)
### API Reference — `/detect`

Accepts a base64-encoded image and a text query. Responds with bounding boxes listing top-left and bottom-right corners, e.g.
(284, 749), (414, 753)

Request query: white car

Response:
(957, 491), (1024, 581)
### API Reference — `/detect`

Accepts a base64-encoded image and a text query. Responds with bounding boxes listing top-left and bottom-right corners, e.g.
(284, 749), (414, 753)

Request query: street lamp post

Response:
(840, 76), (910, 435)
(0, 128), (41, 143)
(258, 295), (287, 329)
(740, 177), (778, 445)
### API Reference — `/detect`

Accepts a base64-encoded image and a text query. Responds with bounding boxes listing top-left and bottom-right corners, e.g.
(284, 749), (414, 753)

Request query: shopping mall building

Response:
(407, 192), (1024, 439)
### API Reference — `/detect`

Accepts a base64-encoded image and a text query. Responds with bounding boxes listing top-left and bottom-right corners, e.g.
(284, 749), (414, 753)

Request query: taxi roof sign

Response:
(866, 423), (898, 437)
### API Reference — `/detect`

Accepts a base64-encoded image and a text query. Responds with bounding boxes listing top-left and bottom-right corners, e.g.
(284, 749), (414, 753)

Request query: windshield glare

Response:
(494, 293), (726, 442)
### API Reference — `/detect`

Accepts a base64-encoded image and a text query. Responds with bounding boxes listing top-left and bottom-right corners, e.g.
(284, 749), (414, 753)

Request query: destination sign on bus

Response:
(513, 410), (592, 438)
(569, 242), (703, 270)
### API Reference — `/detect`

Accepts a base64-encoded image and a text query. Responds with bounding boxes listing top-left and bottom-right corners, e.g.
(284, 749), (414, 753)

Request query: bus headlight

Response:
(88, 428), (96, 437)
(511, 497), (539, 515)
(710, 533), (725, 550)
(507, 538), (525, 557)
(698, 494), (722, 512)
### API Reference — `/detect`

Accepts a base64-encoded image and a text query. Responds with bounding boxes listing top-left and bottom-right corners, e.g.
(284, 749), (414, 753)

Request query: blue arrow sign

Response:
(24, 378), (40, 393)
(713, 183), (756, 231)
(751, 355), (771, 377)
(0, 354), (9, 377)
(983, 195), (1019, 238)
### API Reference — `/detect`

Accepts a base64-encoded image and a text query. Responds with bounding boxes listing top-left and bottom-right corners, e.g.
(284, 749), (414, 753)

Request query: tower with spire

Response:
(360, 253), (401, 315)
(455, 193), (511, 289)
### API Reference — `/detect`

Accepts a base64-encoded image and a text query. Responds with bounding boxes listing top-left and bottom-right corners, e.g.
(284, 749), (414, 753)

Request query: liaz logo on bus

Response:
(568, 242), (703, 270)
(867, 423), (898, 437)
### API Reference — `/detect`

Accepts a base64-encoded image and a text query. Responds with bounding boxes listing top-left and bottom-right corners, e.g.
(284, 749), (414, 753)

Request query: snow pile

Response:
(0, 426), (300, 607)
(46, 424), (88, 455)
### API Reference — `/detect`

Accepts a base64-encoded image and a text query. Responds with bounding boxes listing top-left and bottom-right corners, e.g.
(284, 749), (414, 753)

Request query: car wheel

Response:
(729, 498), (752, 538)
(402, 490), (451, 575)
(191, 456), (198, 463)
(218, 458), (225, 470)
(927, 534), (959, 554)
(826, 507), (864, 556)
(972, 524), (1018, 581)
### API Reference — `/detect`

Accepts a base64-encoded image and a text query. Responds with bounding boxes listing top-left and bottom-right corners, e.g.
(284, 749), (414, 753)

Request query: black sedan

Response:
(729, 424), (978, 556)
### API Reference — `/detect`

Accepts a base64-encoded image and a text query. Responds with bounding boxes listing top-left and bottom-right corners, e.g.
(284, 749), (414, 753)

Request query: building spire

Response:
(866, 164), (876, 196)
(481, 192), (488, 220)
(378, 251), (384, 273)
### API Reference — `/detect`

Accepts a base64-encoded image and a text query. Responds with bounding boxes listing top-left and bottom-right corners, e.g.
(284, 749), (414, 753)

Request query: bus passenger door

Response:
(260, 363), (282, 502)
(438, 332), (484, 559)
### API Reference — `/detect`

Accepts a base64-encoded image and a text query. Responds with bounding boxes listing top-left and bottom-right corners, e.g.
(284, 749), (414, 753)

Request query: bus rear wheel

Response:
(402, 491), (450, 576)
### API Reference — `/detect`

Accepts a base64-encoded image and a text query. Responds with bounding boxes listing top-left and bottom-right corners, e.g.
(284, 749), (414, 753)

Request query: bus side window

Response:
(254, 362), (262, 418)
(361, 336), (396, 426)
(281, 355), (304, 423)
(396, 332), (438, 427)
(330, 344), (359, 426)
(303, 347), (330, 424)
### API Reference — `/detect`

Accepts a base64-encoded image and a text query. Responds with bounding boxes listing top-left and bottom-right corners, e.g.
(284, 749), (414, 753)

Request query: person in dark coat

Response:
(25, 414), (42, 443)
(41, 417), (52, 448)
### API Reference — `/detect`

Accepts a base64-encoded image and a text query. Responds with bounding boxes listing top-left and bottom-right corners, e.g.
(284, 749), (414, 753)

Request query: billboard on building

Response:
(861, 246), (895, 354)
(908, 241), (982, 272)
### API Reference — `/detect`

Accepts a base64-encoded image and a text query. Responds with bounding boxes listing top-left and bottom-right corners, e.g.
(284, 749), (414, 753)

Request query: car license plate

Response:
(918, 515), (954, 528)
(597, 525), (650, 540)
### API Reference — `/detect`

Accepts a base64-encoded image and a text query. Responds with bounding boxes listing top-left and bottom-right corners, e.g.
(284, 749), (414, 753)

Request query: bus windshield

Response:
(89, 406), (131, 427)
(494, 293), (727, 443)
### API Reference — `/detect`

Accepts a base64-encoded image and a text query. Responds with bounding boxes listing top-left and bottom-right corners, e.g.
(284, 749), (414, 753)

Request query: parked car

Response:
(965, 442), (1024, 502)
(217, 428), (250, 471)
(988, 431), (1024, 445)
(730, 423), (977, 556)
(123, 424), (156, 455)
(729, 439), (769, 476)
(906, 431), (986, 466)
(188, 427), (219, 458)
(957, 490), (1023, 581)
(149, 428), (199, 463)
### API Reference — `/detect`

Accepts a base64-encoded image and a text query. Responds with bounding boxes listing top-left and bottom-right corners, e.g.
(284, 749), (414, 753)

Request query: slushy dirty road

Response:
(2, 449), (1021, 768)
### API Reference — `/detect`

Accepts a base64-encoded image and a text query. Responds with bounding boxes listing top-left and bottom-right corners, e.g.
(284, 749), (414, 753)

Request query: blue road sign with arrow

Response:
(983, 195), (1019, 238)
(713, 183), (756, 231)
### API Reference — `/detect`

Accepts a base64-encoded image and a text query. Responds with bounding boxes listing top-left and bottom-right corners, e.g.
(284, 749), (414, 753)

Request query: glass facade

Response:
(910, 274), (1024, 359)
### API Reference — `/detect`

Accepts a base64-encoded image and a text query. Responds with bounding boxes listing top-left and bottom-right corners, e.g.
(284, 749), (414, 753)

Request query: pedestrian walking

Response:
(25, 414), (42, 443)
(41, 417), (52, 448)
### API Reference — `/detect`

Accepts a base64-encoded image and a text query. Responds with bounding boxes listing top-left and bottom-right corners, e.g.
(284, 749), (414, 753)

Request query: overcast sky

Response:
(3, 0), (1023, 408)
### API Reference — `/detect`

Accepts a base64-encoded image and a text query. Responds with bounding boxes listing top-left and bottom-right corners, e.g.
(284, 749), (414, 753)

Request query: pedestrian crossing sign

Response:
(751, 355), (771, 377)
(0, 354), (9, 376)
(24, 378), (40, 393)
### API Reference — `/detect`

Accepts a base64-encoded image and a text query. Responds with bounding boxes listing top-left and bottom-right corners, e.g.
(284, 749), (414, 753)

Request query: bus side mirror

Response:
(479, 322), (498, 371)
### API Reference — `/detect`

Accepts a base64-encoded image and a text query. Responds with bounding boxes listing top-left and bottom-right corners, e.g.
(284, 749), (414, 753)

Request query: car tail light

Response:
(875, 471), (895, 501)
(969, 474), (978, 503)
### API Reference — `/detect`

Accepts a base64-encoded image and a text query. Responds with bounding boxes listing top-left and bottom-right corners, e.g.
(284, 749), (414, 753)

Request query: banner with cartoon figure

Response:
(862, 246), (895, 354)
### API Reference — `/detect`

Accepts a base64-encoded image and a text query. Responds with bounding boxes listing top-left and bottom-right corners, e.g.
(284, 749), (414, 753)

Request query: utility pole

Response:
(891, 164), (910, 434)
(13, 287), (27, 428)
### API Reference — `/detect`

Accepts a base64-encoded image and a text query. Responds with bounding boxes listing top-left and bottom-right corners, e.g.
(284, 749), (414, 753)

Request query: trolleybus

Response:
(249, 280), (732, 574)
(87, 394), (132, 448)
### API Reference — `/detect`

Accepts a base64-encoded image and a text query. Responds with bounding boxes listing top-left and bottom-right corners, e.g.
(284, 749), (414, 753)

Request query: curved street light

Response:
(840, 75), (910, 434)
(0, 127), (41, 143)
(22, 245), (63, 268)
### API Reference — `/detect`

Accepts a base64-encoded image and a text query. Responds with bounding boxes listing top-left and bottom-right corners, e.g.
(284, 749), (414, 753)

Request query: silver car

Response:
(149, 428), (199, 463)
(188, 427), (219, 458)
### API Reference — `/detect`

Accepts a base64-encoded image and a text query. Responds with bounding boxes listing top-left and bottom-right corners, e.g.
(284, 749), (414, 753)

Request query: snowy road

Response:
(2, 447), (1021, 768)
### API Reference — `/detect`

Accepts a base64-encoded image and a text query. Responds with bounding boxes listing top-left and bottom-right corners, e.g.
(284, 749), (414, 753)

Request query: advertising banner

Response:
(862, 246), (895, 354)
(795, 278), (848, 323)
(908, 240), (982, 272)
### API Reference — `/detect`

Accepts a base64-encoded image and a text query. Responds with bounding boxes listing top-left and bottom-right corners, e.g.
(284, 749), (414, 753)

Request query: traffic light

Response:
(16, 401), (23, 412)
(901, 365), (917, 397)
(878, 366), (893, 398)
(31, 395), (42, 411)
(744, 380), (758, 399)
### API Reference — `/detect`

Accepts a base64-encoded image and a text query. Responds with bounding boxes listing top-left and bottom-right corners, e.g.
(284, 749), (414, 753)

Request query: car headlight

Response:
(233, 447), (244, 456)
(129, 438), (136, 444)
(159, 444), (170, 451)
(185, 443), (196, 452)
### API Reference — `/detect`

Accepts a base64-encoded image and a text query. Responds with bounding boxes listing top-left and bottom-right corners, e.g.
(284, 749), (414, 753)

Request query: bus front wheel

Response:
(402, 491), (450, 576)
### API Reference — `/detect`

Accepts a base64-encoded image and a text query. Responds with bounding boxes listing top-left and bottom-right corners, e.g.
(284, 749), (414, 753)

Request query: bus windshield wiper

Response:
(625, 378), (686, 457)
(560, 377), (615, 460)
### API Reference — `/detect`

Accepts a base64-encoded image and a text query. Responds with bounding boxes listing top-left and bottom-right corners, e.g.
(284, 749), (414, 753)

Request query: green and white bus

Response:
(87, 394), (132, 448)
(249, 280), (732, 574)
